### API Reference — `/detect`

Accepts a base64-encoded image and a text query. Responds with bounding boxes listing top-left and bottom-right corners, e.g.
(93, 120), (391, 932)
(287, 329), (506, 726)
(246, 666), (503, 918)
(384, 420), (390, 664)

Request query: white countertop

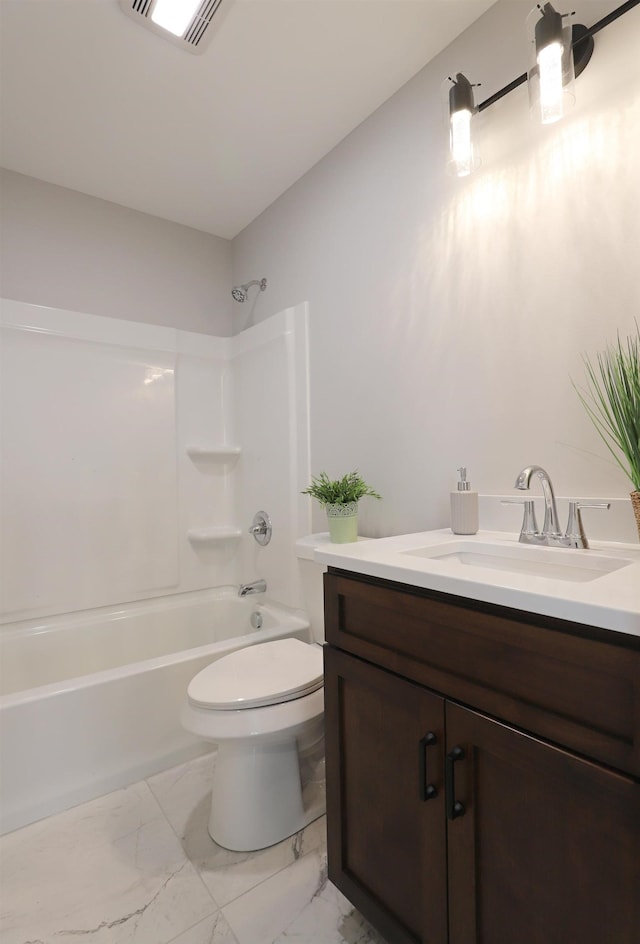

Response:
(313, 529), (640, 638)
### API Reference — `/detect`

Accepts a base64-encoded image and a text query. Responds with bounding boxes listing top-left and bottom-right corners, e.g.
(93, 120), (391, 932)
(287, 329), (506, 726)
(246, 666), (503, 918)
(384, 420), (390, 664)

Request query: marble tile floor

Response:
(0, 750), (388, 944)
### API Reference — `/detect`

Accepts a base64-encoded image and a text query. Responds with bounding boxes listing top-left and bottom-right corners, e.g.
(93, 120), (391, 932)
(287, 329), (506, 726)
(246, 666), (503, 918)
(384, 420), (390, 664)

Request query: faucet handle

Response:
(501, 498), (539, 541)
(565, 501), (610, 549)
(248, 510), (272, 546)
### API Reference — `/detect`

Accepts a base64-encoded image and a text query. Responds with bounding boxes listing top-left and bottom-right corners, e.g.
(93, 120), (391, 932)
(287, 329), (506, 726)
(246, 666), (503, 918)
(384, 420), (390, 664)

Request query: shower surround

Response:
(0, 298), (311, 832)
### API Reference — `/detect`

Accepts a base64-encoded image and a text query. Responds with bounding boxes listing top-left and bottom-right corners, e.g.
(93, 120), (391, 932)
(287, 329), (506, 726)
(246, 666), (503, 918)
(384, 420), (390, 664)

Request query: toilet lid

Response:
(187, 638), (324, 710)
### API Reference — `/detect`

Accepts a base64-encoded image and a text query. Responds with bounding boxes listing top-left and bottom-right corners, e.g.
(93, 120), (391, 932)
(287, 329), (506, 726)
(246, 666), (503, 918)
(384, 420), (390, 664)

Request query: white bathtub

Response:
(0, 587), (311, 835)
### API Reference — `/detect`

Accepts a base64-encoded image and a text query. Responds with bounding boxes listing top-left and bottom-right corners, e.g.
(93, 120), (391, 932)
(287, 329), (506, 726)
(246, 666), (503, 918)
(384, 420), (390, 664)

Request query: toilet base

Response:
(208, 734), (325, 851)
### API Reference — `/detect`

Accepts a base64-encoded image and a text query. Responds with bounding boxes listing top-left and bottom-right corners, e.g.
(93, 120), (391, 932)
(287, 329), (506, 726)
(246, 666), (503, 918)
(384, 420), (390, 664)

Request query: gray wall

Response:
(232, 1), (640, 536)
(2, 2), (638, 538)
(0, 170), (232, 335)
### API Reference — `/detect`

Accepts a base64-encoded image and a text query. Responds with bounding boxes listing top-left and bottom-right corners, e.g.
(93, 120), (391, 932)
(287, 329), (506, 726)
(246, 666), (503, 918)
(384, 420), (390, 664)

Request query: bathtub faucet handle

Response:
(248, 510), (272, 546)
(238, 579), (267, 597)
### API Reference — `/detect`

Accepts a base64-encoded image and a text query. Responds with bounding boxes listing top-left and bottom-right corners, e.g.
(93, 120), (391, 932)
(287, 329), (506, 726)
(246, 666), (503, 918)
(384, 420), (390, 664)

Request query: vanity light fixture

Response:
(446, 0), (637, 174)
(526, 2), (594, 124)
(448, 73), (480, 177)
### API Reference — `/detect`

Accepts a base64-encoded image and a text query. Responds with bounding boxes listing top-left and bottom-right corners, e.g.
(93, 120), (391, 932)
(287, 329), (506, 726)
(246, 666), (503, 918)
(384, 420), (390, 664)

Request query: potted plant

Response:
(573, 324), (640, 540)
(302, 470), (381, 543)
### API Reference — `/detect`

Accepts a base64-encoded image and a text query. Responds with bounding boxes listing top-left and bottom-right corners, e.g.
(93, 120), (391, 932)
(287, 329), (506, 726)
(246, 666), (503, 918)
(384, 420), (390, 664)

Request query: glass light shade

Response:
(537, 40), (564, 123)
(527, 4), (575, 124)
(151, 0), (202, 36)
(446, 73), (480, 177)
(450, 109), (474, 177)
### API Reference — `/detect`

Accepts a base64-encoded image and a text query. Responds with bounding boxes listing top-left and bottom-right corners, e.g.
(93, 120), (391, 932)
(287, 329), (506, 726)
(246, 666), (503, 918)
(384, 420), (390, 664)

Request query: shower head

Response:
(231, 278), (267, 303)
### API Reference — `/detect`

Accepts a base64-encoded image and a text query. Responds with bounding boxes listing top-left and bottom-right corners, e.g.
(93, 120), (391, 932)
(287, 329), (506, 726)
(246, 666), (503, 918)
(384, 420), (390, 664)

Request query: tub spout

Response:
(238, 579), (267, 597)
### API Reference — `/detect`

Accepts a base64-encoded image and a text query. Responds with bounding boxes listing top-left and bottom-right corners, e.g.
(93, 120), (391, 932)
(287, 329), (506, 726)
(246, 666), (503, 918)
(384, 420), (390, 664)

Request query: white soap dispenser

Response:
(451, 467), (479, 535)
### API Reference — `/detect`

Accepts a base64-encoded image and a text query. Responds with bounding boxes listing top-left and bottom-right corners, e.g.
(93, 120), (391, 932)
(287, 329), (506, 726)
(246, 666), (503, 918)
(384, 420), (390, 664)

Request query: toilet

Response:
(181, 636), (325, 852)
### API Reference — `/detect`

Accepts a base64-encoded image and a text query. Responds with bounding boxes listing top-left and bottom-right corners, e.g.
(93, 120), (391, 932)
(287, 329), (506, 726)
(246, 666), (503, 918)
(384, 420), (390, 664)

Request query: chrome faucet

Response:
(514, 465), (563, 539)
(508, 465), (609, 548)
(238, 579), (267, 597)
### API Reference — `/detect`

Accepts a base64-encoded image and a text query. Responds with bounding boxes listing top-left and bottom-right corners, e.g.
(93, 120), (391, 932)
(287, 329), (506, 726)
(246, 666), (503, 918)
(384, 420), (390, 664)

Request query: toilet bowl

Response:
(181, 637), (325, 852)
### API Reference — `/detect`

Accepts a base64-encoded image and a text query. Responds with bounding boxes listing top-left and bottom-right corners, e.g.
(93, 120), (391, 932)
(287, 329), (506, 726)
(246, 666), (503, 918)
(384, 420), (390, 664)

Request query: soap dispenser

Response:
(451, 467), (479, 535)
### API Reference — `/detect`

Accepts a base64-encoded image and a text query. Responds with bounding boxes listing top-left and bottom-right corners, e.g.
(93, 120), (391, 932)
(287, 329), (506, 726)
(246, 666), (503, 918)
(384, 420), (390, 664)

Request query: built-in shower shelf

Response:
(186, 445), (241, 460)
(187, 527), (242, 545)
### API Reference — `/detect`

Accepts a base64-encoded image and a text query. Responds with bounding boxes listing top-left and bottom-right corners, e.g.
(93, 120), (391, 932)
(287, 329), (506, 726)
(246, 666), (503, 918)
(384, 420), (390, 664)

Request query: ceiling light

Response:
(119, 0), (227, 54)
(151, 0), (201, 37)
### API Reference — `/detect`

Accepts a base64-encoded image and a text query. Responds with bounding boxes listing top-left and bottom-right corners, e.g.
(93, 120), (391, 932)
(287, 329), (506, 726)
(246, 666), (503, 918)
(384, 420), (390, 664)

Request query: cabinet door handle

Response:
(446, 745), (466, 820)
(419, 732), (438, 800)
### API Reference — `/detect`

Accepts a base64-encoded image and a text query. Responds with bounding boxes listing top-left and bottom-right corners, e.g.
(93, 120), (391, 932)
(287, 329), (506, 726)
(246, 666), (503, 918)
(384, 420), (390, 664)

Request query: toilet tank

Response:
(295, 535), (328, 644)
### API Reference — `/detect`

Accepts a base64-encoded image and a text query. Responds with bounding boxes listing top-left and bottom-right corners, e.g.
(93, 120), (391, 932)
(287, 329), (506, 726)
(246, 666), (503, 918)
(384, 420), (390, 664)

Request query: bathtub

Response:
(0, 587), (311, 835)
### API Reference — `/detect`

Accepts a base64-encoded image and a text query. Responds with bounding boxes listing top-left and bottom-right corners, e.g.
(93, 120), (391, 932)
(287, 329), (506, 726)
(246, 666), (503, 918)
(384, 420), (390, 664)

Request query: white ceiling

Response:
(0, 0), (497, 239)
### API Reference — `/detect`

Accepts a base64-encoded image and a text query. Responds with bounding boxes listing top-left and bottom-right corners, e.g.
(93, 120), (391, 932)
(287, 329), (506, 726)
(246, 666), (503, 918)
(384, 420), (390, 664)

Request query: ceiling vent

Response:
(119, 0), (227, 54)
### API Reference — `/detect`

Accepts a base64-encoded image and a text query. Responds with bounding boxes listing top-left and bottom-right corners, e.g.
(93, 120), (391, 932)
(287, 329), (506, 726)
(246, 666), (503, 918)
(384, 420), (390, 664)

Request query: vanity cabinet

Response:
(323, 570), (640, 944)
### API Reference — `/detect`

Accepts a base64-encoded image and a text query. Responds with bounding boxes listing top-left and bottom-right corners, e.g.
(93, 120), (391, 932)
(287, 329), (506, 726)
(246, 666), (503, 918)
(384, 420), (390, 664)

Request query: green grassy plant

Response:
(302, 471), (381, 505)
(573, 324), (640, 492)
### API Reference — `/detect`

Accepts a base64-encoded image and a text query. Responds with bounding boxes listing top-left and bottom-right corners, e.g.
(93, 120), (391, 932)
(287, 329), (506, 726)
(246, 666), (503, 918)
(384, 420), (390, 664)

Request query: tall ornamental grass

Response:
(574, 325), (640, 492)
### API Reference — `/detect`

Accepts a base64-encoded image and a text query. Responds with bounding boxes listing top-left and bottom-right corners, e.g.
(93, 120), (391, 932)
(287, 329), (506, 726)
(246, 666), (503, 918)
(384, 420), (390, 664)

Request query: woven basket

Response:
(632, 491), (640, 541)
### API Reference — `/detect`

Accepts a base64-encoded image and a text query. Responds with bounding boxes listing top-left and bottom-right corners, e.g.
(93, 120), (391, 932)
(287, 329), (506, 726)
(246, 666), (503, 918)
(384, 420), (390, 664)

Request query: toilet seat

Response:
(187, 638), (323, 710)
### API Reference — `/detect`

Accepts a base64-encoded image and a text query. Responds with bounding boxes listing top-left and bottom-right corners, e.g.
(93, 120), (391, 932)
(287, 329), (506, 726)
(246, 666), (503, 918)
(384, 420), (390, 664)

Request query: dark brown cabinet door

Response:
(446, 702), (640, 944)
(324, 646), (448, 944)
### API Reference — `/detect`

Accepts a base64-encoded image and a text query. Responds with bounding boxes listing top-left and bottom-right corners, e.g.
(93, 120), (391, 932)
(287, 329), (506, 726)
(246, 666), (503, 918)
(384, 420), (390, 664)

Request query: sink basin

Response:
(401, 540), (632, 583)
